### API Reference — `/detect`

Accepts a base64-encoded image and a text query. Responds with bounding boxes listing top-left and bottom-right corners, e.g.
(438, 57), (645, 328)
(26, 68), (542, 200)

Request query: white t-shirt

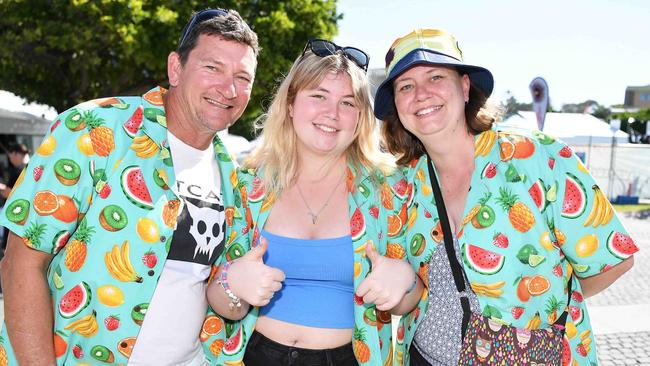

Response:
(129, 133), (225, 366)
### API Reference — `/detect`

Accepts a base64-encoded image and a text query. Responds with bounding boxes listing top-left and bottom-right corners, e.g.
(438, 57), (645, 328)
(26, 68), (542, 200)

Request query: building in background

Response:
(0, 109), (50, 149)
(0, 109), (51, 184)
(624, 84), (650, 109)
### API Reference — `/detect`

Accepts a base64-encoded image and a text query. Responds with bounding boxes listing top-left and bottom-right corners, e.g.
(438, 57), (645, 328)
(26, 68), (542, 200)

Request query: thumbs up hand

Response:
(227, 237), (286, 307)
(242, 237), (269, 262)
(356, 243), (416, 311)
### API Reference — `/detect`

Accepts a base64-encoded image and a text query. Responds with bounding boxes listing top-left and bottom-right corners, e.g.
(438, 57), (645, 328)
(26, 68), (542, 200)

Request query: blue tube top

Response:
(258, 230), (355, 329)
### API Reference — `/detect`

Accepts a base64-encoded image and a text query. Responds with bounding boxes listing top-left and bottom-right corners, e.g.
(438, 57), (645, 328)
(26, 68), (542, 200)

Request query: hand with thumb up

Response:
(356, 243), (417, 311)
(227, 237), (286, 307)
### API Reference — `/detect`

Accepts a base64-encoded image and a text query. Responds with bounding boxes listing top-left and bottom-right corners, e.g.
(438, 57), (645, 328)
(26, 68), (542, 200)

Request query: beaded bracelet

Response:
(218, 261), (242, 310)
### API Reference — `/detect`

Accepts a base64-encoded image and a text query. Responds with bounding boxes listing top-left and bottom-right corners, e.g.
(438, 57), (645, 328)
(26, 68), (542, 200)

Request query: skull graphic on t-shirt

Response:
(167, 195), (225, 265)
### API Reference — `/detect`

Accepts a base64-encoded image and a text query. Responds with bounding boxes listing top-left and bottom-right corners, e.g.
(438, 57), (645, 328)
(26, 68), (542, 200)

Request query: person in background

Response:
(0, 8), (258, 365)
(0, 142), (30, 251)
(375, 28), (638, 365)
(207, 39), (423, 366)
(0, 142), (30, 200)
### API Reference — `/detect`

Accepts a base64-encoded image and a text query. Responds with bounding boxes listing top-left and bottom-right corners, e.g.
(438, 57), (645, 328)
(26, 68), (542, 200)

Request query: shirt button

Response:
(290, 350), (299, 359)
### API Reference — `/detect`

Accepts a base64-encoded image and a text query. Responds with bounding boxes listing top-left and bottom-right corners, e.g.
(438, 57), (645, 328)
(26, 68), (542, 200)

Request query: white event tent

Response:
(500, 111), (629, 145)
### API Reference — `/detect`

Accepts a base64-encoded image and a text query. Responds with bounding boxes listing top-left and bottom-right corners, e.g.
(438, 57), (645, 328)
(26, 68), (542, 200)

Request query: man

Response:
(0, 8), (258, 365)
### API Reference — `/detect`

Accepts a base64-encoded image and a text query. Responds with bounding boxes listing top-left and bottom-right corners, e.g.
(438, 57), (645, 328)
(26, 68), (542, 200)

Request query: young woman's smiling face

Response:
(290, 72), (359, 156)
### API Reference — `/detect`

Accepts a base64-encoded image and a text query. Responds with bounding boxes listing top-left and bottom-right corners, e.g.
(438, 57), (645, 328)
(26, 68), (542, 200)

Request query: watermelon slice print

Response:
(123, 106), (144, 138)
(350, 208), (365, 241)
(463, 244), (504, 275)
(59, 282), (92, 318)
(606, 231), (638, 259)
(120, 166), (154, 210)
(248, 177), (265, 203)
(528, 179), (547, 212)
(222, 327), (246, 356)
(391, 178), (408, 199)
(561, 173), (587, 219)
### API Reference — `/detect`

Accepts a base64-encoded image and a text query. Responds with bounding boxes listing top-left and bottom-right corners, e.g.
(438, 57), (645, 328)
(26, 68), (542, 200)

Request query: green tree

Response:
(500, 92), (532, 119)
(591, 105), (611, 121)
(0, 0), (340, 139)
(560, 100), (611, 121)
(612, 108), (650, 143)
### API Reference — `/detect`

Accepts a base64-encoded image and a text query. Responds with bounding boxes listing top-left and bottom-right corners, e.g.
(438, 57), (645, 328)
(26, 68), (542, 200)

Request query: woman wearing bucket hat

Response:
(207, 39), (423, 366)
(376, 29), (638, 365)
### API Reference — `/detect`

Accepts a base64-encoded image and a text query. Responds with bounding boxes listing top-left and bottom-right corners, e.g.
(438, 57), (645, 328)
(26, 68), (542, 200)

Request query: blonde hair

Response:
(244, 51), (394, 196)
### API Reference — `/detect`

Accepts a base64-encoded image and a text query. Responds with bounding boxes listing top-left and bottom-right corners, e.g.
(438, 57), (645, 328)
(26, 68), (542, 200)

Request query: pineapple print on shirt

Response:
(0, 87), (240, 365)
(397, 128), (640, 366)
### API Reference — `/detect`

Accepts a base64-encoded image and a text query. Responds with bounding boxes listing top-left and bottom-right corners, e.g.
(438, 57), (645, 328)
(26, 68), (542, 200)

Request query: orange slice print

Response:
(500, 140), (515, 161)
(387, 214), (403, 237)
(513, 137), (536, 159)
(34, 191), (60, 215)
(143, 88), (166, 106)
(200, 315), (223, 342)
(381, 183), (394, 210)
(527, 275), (551, 296)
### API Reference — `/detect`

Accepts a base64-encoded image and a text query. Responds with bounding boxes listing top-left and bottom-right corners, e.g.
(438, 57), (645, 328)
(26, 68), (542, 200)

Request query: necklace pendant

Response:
(310, 214), (317, 225)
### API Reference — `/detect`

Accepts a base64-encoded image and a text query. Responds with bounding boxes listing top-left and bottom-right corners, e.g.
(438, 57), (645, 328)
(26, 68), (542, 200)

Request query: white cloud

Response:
(0, 90), (58, 120)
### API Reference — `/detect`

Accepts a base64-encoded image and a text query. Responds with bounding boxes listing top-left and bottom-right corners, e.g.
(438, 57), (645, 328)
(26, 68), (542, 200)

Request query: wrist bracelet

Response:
(218, 261), (242, 310)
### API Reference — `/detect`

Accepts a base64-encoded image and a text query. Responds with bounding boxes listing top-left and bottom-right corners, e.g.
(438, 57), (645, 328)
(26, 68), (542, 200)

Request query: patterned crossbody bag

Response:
(426, 156), (571, 365)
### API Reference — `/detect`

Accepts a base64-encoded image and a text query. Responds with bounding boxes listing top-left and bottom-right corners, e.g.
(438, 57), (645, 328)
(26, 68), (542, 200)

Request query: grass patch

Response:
(613, 204), (650, 213)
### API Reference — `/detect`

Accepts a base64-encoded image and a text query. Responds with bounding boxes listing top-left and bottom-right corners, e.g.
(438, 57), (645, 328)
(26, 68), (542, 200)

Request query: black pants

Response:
(243, 330), (358, 366)
(409, 344), (432, 366)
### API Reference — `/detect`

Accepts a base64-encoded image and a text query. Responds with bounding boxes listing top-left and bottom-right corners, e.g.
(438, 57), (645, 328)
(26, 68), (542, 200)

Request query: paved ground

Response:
(585, 212), (650, 365)
(588, 212), (650, 307)
(596, 332), (650, 365)
(0, 213), (648, 364)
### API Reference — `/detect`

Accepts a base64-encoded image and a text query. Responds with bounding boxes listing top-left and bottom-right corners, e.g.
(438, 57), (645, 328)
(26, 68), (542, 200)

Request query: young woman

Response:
(375, 29), (638, 365)
(205, 39), (423, 366)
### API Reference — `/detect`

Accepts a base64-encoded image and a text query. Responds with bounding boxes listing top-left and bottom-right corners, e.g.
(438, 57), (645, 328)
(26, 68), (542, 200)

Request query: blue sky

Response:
(334, 0), (650, 108)
(2, 1), (648, 118)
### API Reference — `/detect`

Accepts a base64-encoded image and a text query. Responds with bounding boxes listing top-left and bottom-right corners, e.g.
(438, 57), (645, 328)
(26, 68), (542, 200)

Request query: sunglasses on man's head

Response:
(178, 8), (229, 49)
(302, 39), (369, 72)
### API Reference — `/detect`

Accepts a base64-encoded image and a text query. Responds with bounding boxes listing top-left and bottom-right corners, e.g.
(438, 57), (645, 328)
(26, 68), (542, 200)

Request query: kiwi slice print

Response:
(475, 206), (496, 228)
(410, 233), (425, 256)
(99, 205), (128, 232)
(132, 303), (148, 325)
(225, 243), (245, 261)
(54, 159), (81, 186)
(5, 199), (30, 224)
(65, 110), (86, 131)
(90, 345), (114, 363)
(152, 168), (169, 190)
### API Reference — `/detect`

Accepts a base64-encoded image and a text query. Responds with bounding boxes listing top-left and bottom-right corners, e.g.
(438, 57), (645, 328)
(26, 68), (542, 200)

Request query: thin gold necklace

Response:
(296, 170), (347, 225)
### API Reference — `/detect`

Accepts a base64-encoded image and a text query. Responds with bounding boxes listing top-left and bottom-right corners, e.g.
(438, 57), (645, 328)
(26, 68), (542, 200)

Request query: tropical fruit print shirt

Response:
(396, 127), (639, 366)
(0, 87), (238, 365)
(202, 165), (409, 366)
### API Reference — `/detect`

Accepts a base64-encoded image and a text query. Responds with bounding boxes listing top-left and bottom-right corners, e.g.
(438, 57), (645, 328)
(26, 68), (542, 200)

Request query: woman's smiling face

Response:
(393, 64), (470, 140)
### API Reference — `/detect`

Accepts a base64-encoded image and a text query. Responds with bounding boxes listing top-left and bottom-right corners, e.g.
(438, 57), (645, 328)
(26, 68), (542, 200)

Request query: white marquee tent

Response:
(500, 111), (629, 145)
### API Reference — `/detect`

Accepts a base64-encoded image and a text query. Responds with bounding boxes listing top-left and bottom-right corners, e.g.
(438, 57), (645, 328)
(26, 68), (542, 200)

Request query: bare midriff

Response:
(255, 316), (353, 349)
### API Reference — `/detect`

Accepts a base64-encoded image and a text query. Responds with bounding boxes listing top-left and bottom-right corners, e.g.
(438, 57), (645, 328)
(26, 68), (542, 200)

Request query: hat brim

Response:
(373, 49), (494, 120)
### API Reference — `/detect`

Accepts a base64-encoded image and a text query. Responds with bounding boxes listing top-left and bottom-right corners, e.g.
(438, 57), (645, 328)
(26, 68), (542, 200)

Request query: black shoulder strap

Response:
(426, 156), (466, 292)
(426, 156), (471, 336)
(556, 275), (573, 328)
(426, 154), (573, 332)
